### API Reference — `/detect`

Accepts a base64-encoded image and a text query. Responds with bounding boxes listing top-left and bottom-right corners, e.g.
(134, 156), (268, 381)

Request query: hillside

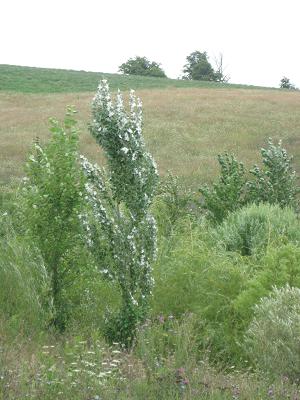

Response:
(0, 64), (275, 93)
(1, 87), (299, 188)
(0, 64), (299, 188)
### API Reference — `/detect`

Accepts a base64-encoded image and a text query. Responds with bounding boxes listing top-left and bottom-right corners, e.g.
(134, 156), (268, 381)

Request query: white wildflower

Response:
(121, 147), (129, 154)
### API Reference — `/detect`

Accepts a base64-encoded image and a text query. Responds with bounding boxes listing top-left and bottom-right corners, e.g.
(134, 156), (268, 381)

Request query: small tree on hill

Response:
(280, 77), (296, 90)
(119, 56), (167, 78)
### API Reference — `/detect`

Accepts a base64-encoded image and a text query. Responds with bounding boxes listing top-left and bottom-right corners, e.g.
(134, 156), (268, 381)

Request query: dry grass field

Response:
(1, 87), (300, 187)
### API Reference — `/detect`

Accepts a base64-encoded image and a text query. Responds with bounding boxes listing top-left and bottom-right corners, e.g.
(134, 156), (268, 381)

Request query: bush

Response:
(247, 138), (299, 209)
(199, 139), (299, 222)
(234, 244), (300, 327)
(244, 285), (300, 380)
(199, 153), (247, 223)
(217, 203), (300, 257)
(152, 219), (249, 363)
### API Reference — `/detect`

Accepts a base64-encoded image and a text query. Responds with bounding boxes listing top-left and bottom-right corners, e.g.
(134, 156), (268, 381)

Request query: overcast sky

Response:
(1, 0), (300, 88)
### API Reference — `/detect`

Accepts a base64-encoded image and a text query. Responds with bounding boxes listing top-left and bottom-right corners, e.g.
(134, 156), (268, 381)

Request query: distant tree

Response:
(119, 56), (167, 78)
(183, 51), (216, 81)
(280, 77), (296, 90)
(213, 53), (230, 83)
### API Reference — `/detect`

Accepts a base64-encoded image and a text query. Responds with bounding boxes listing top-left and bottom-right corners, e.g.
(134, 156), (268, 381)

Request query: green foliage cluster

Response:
(183, 51), (229, 82)
(280, 76), (296, 90)
(200, 138), (299, 222)
(22, 108), (86, 330)
(153, 173), (195, 238)
(152, 203), (300, 364)
(119, 56), (167, 78)
(247, 139), (299, 208)
(199, 153), (247, 222)
(216, 203), (300, 257)
(245, 285), (300, 380)
(234, 244), (300, 325)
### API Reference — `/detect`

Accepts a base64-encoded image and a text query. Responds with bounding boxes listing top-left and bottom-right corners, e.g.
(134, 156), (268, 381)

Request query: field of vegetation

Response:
(1, 65), (300, 399)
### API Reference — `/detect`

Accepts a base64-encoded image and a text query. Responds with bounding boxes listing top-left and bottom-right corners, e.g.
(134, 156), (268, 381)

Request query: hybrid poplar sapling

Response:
(81, 80), (158, 346)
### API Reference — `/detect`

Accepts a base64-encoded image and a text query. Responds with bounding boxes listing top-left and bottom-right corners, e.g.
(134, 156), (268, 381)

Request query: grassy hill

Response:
(0, 64), (299, 188)
(0, 64), (275, 93)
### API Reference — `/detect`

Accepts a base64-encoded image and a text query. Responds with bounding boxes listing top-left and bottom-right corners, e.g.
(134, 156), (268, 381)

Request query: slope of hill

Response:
(0, 64), (275, 93)
(1, 86), (299, 187)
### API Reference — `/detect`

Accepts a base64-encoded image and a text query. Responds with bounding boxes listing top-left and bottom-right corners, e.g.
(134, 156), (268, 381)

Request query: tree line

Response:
(119, 51), (297, 89)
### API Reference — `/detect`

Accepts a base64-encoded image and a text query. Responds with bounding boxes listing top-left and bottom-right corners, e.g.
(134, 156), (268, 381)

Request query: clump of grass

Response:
(0, 214), (50, 337)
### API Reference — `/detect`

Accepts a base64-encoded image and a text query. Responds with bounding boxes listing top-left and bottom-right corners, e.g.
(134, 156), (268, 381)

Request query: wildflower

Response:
(121, 147), (129, 154)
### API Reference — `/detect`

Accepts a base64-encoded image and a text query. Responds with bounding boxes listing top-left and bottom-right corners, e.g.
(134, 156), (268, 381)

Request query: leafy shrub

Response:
(247, 138), (299, 209)
(82, 81), (158, 347)
(217, 203), (300, 257)
(244, 285), (300, 380)
(234, 244), (300, 325)
(22, 108), (85, 331)
(199, 153), (247, 223)
(200, 140), (299, 222)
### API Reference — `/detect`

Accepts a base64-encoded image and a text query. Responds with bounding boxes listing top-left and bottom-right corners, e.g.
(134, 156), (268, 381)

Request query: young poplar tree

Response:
(81, 80), (158, 346)
(23, 108), (85, 331)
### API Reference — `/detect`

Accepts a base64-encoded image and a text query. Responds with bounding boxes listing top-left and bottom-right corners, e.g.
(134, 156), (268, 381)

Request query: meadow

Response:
(1, 68), (299, 186)
(1, 65), (300, 399)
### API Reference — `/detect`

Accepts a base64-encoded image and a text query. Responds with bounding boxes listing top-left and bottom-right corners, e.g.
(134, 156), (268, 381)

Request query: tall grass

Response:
(1, 88), (300, 187)
(0, 216), (49, 336)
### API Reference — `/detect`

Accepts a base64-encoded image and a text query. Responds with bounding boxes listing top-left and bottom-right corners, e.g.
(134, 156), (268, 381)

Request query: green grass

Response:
(0, 64), (276, 93)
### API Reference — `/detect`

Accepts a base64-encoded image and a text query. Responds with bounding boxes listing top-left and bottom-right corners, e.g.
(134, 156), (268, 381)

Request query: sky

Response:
(1, 0), (300, 88)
